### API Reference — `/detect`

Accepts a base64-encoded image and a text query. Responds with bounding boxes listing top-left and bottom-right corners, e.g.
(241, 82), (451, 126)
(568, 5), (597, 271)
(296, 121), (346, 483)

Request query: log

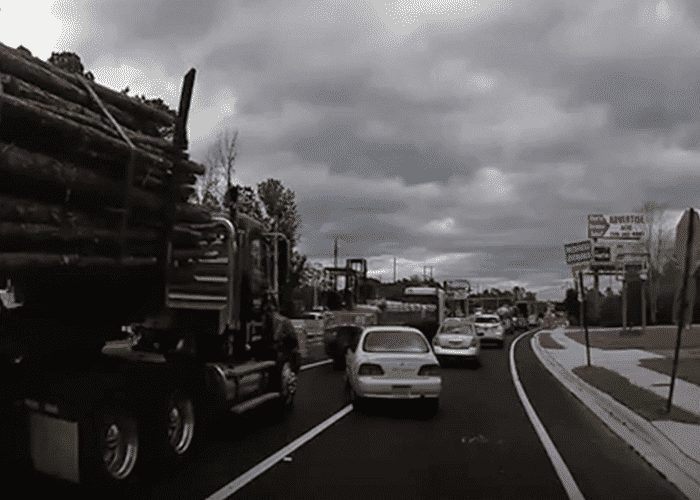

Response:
(0, 141), (162, 212)
(0, 91), (171, 178)
(175, 204), (211, 224)
(0, 193), (120, 226)
(171, 248), (217, 261)
(0, 72), (161, 137)
(0, 42), (174, 126)
(0, 252), (156, 270)
(27, 99), (173, 158)
(0, 222), (161, 246)
(0, 79), (205, 177)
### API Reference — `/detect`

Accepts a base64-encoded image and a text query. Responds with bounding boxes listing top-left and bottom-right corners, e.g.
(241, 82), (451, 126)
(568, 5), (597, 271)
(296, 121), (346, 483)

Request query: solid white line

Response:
(510, 331), (586, 500)
(300, 359), (332, 371)
(205, 404), (353, 500)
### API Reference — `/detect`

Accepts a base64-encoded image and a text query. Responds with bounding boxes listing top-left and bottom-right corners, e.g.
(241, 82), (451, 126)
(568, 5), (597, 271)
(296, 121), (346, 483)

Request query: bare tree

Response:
(639, 201), (674, 323)
(194, 128), (238, 208)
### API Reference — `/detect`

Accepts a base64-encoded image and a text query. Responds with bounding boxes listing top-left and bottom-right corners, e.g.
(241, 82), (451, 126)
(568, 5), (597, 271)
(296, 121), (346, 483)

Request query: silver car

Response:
(346, 326), (441, 415)
(473, 313), (505, 348)
(432, 319), (481, 366)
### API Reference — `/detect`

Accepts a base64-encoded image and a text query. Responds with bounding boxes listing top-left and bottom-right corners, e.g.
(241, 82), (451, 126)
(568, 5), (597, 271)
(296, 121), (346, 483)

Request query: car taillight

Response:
(418, 364), (440, 376)
(432, 336), (440, 346)
(358, 363), (384, 376)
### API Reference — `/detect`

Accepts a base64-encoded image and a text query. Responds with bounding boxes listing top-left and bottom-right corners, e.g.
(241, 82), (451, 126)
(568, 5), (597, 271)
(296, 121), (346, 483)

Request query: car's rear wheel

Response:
(345, 379), (365, 411)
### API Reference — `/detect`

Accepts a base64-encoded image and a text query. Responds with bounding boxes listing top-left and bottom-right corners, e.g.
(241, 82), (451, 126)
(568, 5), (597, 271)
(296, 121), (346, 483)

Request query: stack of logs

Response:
(0, 42), (213, 278)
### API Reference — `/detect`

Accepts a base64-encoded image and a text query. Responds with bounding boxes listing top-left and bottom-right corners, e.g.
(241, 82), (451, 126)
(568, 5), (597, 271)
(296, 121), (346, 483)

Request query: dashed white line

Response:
(510, 331), (586, 500)
(205, 404), (354, 500)
(300, 358), (332, 371)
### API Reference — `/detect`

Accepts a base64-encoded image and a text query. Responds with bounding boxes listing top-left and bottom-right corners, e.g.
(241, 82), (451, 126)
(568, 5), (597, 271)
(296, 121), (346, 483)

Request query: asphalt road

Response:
(13, 331), (686, 499)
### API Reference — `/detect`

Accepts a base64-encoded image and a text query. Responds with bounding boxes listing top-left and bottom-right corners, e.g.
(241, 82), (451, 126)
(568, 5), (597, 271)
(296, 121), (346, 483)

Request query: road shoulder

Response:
(532, 329), (700, 500)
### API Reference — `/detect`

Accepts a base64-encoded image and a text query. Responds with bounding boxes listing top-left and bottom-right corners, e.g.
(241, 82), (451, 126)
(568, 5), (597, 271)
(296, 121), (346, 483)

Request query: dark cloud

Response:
(45, 0), (700, 298)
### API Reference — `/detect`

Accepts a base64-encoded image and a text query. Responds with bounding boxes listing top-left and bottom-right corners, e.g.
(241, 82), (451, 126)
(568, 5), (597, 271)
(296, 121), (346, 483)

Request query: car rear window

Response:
(363, 331), (429, 353)
(439, 324), (475, 335)
(476, 317), (500, 323)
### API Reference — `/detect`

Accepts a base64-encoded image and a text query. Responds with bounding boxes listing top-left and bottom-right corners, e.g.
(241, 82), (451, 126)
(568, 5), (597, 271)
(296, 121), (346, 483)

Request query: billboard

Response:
(588, 214), (645, 240)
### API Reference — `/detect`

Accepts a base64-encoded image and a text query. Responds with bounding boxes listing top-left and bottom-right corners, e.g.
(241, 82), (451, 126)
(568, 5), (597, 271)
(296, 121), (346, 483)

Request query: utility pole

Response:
(393, 257), (397, 283)
(641, 272), (647, 335)
(333, 237), (338, 268)
(578, 270), (591, 367)
(333, 237), (338, 291)
(622, 269), (628, 333)
(592, 237), (600, 324)
(273, 219), (279, 302)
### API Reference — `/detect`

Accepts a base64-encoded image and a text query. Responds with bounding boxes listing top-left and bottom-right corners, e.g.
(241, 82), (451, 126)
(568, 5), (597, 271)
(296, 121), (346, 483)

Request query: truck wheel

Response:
(279, 361), (297, 409)
(145, 388), (197, 469)
(82, 404), (142, 493)
(271, 361), (297, 421)
(164, 390), (196, 459)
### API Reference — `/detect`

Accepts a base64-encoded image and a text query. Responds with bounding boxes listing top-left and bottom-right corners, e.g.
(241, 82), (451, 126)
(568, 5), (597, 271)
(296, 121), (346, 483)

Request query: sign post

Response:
(565, 241), (592, 367)
(578, 270), (591, 367)
(668, 208), (700, 413)
(640, 268), (647, 335)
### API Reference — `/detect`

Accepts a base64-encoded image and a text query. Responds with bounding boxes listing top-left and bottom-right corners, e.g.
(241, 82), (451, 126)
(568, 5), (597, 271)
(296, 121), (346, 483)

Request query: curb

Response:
(531, 330), (700, 500)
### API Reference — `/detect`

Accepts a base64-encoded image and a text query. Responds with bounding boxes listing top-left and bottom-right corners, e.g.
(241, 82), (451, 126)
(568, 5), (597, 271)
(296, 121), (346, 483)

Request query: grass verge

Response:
(572, 365), (700, 424)
(538, 332), (565, 349)
(566, 326), (700, 350)
(639, 357), (700, 387)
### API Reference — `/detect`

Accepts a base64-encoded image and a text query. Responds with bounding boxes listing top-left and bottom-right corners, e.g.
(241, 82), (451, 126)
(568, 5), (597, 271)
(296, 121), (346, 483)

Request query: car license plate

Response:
(392, 385), (411, 395)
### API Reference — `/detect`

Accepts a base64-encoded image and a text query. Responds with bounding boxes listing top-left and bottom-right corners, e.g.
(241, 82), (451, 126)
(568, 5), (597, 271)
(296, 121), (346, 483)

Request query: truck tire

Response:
(279, 361), (297, 409)
(162, 389), (197, 461)
(142, 387), (198, 471)
(81, 403), (142, 494)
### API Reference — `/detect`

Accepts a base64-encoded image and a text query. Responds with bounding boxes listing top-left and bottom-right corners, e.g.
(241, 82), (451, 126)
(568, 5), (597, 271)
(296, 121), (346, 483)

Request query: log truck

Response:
(0, 44), (299, 493)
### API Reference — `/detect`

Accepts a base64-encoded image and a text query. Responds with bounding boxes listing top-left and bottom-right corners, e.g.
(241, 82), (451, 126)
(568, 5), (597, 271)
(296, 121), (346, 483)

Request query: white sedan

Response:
(473, 314), (505, 348)
(432, 320), (480, 365)
(346, 326), (441, 415)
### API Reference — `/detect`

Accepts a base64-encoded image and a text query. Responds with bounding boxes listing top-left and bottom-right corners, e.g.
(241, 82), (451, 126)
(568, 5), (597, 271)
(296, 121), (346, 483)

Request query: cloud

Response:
(14, 0), (698, 296)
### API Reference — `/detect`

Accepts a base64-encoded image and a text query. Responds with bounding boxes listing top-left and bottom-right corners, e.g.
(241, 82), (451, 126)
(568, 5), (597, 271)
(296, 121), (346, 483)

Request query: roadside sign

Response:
(591, 241), (647, 267)
(593, 245), (611, 262)
(565, 240), (592, 266)
(588, 214), (645, 240)
(444, 279), (471, 291)
(674, 209), (700, 276)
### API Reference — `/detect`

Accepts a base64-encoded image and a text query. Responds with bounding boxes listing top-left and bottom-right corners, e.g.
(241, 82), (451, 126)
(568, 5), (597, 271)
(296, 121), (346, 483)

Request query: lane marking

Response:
(510, 331), (586, 500)
(205, 404), (354, 500)
(300, 359), (332, 371)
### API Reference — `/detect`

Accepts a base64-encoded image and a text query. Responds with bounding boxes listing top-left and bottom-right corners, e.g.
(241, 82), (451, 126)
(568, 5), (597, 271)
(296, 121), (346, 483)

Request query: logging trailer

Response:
(0, 43), (299, 493)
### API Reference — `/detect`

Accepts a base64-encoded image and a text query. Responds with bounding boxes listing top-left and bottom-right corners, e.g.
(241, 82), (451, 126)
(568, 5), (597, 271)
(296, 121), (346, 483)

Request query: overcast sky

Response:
(2, 0), (696, 299)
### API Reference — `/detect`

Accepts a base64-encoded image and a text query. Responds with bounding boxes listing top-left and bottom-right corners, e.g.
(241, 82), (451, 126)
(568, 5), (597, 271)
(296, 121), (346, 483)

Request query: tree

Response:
(639, 201), (674, 323)
(563, 288), (579, 325)
(257, 178), (300, 247)
(194, 129), (239, 209)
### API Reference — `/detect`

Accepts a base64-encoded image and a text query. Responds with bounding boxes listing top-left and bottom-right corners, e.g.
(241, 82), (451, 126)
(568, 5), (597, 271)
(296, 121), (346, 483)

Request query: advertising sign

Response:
(588, 214), (645, 240)
(565, 240), (592, 266)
